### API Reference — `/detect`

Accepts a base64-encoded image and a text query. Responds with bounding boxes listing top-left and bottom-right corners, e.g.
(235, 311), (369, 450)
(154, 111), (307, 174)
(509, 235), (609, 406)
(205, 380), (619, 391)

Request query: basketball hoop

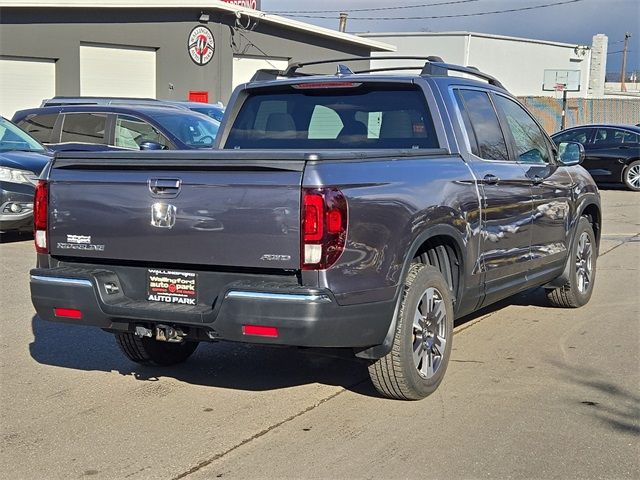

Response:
(554, 83), (566, 92)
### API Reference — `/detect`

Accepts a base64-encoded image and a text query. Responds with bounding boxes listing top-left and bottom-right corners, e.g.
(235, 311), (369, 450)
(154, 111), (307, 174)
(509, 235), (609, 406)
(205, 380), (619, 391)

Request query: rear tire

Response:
(623, 160), (640, 191)
(115, 332), (198, 366)
(546, 216), (597, 308)
(368, 264), (454, 400)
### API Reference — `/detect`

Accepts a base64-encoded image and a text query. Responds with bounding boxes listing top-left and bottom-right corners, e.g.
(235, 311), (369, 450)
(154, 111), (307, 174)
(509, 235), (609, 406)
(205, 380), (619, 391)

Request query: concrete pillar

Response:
(588, 33), (607, 98)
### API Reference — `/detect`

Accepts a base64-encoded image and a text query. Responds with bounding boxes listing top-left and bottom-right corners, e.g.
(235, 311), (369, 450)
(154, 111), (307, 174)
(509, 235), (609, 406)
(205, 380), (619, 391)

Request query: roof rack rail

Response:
(249, 56), (504, 89)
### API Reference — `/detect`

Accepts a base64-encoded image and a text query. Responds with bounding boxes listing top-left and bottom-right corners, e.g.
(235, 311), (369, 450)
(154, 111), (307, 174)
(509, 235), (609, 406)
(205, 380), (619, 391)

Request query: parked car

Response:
(551, 124), (640, 191)
(29, 57), (600, 400)
(12, 105), (220, 151)
(162, 101), (225, 122)
(0, 117), (51, 232)
(41, 96), (225, 122)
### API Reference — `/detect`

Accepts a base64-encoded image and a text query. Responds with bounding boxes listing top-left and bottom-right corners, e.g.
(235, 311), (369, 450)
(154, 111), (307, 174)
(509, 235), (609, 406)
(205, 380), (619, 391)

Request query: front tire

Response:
(368, 264), (454, 400)
(115, 332), (199, 366)
(623, 160), (640, 191)
(546, 216), (597, 308)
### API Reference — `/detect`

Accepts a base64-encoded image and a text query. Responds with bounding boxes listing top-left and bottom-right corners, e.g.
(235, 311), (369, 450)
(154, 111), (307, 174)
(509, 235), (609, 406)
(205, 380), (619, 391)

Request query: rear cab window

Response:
(223, 83), (439, 150)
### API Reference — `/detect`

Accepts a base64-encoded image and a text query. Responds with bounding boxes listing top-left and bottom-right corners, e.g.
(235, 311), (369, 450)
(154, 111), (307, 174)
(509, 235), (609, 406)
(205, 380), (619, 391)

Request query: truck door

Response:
(452, 88), (533, 304)
(492, 93), (572, 281)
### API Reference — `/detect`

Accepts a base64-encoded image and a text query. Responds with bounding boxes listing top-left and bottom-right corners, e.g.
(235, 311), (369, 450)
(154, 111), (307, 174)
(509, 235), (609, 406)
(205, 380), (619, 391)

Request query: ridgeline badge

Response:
(188, 26), (215, 66)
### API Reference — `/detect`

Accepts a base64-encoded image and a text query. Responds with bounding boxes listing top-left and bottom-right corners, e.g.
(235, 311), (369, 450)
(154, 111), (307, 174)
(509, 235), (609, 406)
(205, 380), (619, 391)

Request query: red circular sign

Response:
(188, 26), (215, 66)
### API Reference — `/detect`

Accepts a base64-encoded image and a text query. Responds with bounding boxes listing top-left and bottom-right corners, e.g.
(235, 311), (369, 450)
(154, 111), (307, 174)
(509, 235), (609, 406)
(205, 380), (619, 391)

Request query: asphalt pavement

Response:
(1, 188), (638, 480)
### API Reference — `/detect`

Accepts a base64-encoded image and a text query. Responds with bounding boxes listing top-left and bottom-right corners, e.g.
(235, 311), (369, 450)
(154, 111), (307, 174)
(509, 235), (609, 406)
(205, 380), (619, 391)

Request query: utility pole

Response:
(620, 32), (631, 92)
(338, 12), (348, 32)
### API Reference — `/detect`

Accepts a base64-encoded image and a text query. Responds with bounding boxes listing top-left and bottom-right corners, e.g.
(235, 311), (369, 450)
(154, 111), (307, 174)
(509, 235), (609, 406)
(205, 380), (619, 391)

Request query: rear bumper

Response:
(30, 266), (394, 348)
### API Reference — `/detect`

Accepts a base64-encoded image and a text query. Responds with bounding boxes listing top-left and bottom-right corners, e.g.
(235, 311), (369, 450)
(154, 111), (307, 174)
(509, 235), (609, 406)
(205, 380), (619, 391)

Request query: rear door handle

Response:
(483, 174), (499, 185)
(148, 178), (182, 197)
(532, 175), (544, 185)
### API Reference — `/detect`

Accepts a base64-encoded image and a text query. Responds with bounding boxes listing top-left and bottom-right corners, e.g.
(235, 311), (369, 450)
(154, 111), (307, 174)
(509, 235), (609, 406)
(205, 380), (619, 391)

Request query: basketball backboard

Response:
(543, 69), (581, 91)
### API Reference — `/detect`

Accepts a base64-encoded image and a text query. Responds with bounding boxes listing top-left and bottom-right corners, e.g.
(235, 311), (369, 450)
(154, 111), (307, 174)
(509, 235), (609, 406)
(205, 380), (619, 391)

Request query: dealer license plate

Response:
(147, 269), (198, 305)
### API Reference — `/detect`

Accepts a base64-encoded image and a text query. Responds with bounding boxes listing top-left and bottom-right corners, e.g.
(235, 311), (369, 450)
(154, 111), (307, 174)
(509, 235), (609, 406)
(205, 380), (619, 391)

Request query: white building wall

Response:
(466, 36), (590, 98)
(362, 32), (592, 98)
(370, 34), (468, 71)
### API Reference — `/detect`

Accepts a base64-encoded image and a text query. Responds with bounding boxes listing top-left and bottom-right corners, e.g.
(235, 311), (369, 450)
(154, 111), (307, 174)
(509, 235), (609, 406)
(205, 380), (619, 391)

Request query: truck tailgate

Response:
(48, 152), (304, 270)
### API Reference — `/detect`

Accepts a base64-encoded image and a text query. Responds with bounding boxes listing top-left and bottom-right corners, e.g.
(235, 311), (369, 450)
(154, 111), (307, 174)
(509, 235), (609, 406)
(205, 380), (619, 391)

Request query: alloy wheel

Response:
(626, 164), (640, 189)
(575, 231), (593, 294)
(412, 287), (447, 379)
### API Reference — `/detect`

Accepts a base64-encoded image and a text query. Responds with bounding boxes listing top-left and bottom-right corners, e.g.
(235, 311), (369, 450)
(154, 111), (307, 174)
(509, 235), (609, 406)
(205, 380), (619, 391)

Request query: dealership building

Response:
(0, 1), (394, 118)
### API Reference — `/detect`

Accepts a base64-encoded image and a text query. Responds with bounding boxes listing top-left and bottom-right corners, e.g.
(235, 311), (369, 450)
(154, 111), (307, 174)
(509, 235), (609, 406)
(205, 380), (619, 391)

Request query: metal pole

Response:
(339, 12), (348, 32)
(561, 87), (568, 130)
(620, 32), (631, 92)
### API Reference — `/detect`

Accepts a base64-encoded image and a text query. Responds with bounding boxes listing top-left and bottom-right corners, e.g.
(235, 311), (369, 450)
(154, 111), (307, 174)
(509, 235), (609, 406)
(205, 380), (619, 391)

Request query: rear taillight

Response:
(301, 187), (347, 270)
(34, 180), (48, 254)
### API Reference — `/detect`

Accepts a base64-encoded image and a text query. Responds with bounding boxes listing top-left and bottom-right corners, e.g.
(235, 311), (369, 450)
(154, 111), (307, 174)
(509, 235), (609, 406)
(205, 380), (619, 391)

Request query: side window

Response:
(17, 114), (58, 143)
(308, 106), (343, 139)
(623, 130), (640, 144)
(115, 115), (171, 149)
(594, 128), (624, 146)
(554, 128), (589, 145)
(493, 95), (551, 164)
(60, 113), (107, 144)
(454, 89), (509, 161)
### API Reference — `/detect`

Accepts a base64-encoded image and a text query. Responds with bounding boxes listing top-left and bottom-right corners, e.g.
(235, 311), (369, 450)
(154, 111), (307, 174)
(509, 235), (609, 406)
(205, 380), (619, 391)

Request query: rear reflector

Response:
(242, 325), (279, 338)
(54, 308), (83, 319)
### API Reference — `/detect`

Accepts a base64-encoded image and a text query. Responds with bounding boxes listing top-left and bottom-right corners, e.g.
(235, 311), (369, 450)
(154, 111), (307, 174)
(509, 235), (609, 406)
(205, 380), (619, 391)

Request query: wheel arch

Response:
(621, 157), (640, 184)
(356, 224), (467, 360)
(580, 201), (602, 251)
(544, 200), (601, 290)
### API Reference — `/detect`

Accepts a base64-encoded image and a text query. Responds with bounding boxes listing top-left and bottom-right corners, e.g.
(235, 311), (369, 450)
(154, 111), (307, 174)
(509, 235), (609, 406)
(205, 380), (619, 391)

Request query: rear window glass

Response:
(224, 84), (439, 150)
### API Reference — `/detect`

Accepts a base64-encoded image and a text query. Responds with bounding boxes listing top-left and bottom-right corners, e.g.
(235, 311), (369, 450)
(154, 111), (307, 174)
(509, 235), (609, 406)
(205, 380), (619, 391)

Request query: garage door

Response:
(80, 44), (156, 98)
(232, 56), (288, 90)
(0, 57), (56, 119)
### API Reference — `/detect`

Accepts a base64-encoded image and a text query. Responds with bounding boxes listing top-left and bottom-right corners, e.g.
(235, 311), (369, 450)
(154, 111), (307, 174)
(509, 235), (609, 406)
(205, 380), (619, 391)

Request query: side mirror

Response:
(557, 141), (584, 166)
(139, 141), (165, 151)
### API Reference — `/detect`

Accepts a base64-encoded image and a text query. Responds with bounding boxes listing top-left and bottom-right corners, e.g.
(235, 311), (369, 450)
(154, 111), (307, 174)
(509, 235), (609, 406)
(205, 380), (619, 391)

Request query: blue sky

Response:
(263, 0), (639, 74)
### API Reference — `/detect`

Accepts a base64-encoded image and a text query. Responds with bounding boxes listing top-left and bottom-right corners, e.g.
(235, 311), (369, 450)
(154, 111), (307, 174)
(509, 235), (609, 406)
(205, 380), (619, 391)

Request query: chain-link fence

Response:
(518, 96), (640, 134)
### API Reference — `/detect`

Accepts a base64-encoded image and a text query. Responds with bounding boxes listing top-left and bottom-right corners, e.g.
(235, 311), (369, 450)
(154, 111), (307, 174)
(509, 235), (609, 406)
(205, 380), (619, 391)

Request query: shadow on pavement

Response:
(548, 361), (640, 436)
(29, 287), (546, 398)
(0, 231), (33, 244)
(29, 315), (377, 397)
(456, 286), (549, 329)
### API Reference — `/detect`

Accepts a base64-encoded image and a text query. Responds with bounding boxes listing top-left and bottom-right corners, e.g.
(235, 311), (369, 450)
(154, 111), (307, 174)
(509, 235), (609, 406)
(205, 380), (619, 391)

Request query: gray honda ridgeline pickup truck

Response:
(30, 58), (600, 400)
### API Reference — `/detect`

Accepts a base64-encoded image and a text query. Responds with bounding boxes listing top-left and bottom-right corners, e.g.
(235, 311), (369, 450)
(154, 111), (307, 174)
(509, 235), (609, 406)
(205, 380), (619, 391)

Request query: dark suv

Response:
(12, 105), (220, 151)
(552, 124), (640, 191)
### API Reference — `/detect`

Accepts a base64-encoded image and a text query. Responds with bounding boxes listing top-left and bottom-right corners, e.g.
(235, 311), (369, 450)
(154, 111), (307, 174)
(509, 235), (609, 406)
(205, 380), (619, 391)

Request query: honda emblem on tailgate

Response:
(151, 203), (177, 229)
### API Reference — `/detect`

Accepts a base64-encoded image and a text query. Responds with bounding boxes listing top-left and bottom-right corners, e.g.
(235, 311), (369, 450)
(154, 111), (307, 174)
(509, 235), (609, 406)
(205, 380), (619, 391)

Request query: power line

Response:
(268, 0), (480, 14)
(279, 0), (585, 21)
